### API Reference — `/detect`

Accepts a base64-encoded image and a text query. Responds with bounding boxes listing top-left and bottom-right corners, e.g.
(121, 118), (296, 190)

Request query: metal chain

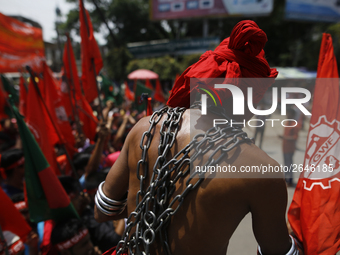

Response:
(116, 104), (251, 255)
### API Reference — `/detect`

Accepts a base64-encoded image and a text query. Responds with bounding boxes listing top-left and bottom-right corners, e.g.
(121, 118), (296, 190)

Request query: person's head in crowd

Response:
(0, 149), (25, 196)
(72, 152), (91, 178)
(50, 218), (101, 255)
(58, 176), (89, 216)
(1, 231), (25, 255)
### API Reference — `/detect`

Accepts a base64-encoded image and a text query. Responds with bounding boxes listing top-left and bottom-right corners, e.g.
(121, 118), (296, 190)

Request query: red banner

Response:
(288, 33), (340, 254)
(0, 13), (45, 72)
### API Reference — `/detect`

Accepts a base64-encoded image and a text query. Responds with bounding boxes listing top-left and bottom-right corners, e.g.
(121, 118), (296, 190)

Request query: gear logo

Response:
(303, 115), (340, 189)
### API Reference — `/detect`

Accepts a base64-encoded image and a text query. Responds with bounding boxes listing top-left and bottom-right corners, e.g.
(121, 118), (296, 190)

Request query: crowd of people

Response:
(0, 95), (156, 255)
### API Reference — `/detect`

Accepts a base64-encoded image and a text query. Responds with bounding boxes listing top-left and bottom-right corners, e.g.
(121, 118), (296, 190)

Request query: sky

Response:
(0, 0), (106, 44)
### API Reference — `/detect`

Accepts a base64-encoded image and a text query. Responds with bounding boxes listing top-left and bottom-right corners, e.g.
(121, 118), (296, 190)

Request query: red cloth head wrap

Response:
(167, 20), (278, 108)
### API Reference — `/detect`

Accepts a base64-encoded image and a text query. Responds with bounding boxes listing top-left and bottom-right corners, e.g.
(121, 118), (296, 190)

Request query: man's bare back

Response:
(95, 108), (292, 255)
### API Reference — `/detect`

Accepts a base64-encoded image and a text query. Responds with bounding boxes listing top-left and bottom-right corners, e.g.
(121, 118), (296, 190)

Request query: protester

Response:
(58, 176), (124, 253)
(50, 218), (101, 255)
(95, 20), (303, 255)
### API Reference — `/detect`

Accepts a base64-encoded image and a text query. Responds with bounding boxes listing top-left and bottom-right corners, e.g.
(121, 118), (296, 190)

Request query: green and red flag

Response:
(11, 102), (79, 223)
(0, 187), (31, 241)
(79, 0), (103, 103)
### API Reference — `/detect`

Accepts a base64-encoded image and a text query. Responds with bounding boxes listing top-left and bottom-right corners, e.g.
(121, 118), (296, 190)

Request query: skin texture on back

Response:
(95, 108), (291, 255)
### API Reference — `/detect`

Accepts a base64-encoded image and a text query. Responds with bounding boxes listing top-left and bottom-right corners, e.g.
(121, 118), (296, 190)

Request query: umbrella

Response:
(128, 69), (159, 80)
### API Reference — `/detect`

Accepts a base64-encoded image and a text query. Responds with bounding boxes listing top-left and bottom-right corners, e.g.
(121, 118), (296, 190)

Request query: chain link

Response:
(116, 104), (251, 255)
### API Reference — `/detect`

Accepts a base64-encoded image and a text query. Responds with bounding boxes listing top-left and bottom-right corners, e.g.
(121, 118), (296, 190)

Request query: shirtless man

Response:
(95, 21), (302, 255)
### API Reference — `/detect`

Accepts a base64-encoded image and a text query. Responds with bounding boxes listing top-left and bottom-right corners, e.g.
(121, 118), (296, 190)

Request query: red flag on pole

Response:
(125, 81), (135, 101)
(43, 63), (76, 161)
(62, 36), (98, 141)
(19, 76), (27, 116)
(0, 187), (31, 241)
(26, 78), (61, 176)
(288, 33), (340, 254)
(154, 79), (165, 103)
(79, 0), (103, 103)
(63, 36), (82, 100)
(145, 79), (153, 89)
(77, 96), (98, 141)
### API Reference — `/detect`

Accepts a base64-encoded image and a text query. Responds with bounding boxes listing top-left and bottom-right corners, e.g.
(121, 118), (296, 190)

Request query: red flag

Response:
(79, 0), (103, 103)
(145, 79), (153, 89)
(62, 36), (82, 120)
(26, 78), (61, 176)
(125, 81), (135, 101)
(62, 36), (97, 141)
(43, 63), (76, 160)
(146, 97), (153, 116)
(63, 36), (82, 101)
(154, 79), (165, 103)
(0, 187), (31, 241)
(77, 96), (98, 141)
(19, 76), (27, 116)
(288, 33), (340, 254)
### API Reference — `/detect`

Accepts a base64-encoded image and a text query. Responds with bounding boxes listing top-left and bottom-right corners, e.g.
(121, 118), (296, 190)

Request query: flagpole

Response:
(26, 66), (80, 180)
(65, 34), (83, 136)
(79, 0), (104, 121)
(0, 225), (9, 255)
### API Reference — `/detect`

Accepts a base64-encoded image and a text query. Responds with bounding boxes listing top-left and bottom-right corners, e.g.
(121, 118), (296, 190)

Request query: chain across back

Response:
(116, 105), (251, 255)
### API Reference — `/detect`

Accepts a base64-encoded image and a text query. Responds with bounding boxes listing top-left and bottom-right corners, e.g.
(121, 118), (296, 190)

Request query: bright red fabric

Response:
(79, 0), (103, 103)
(0, 187), (31, 242)
(125, 81), (135, 101)
(0, 13), (45, 73)
(154, 79), (165, 103)
(62, 36), (98, 141)
(63, 36), (83, 101)
(167, 20), (278, 108)
(145, 79), (153, 89)
(26, 78), (61, 176)
(288, 33), (340, 254)
(43, 63), (75, 156)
